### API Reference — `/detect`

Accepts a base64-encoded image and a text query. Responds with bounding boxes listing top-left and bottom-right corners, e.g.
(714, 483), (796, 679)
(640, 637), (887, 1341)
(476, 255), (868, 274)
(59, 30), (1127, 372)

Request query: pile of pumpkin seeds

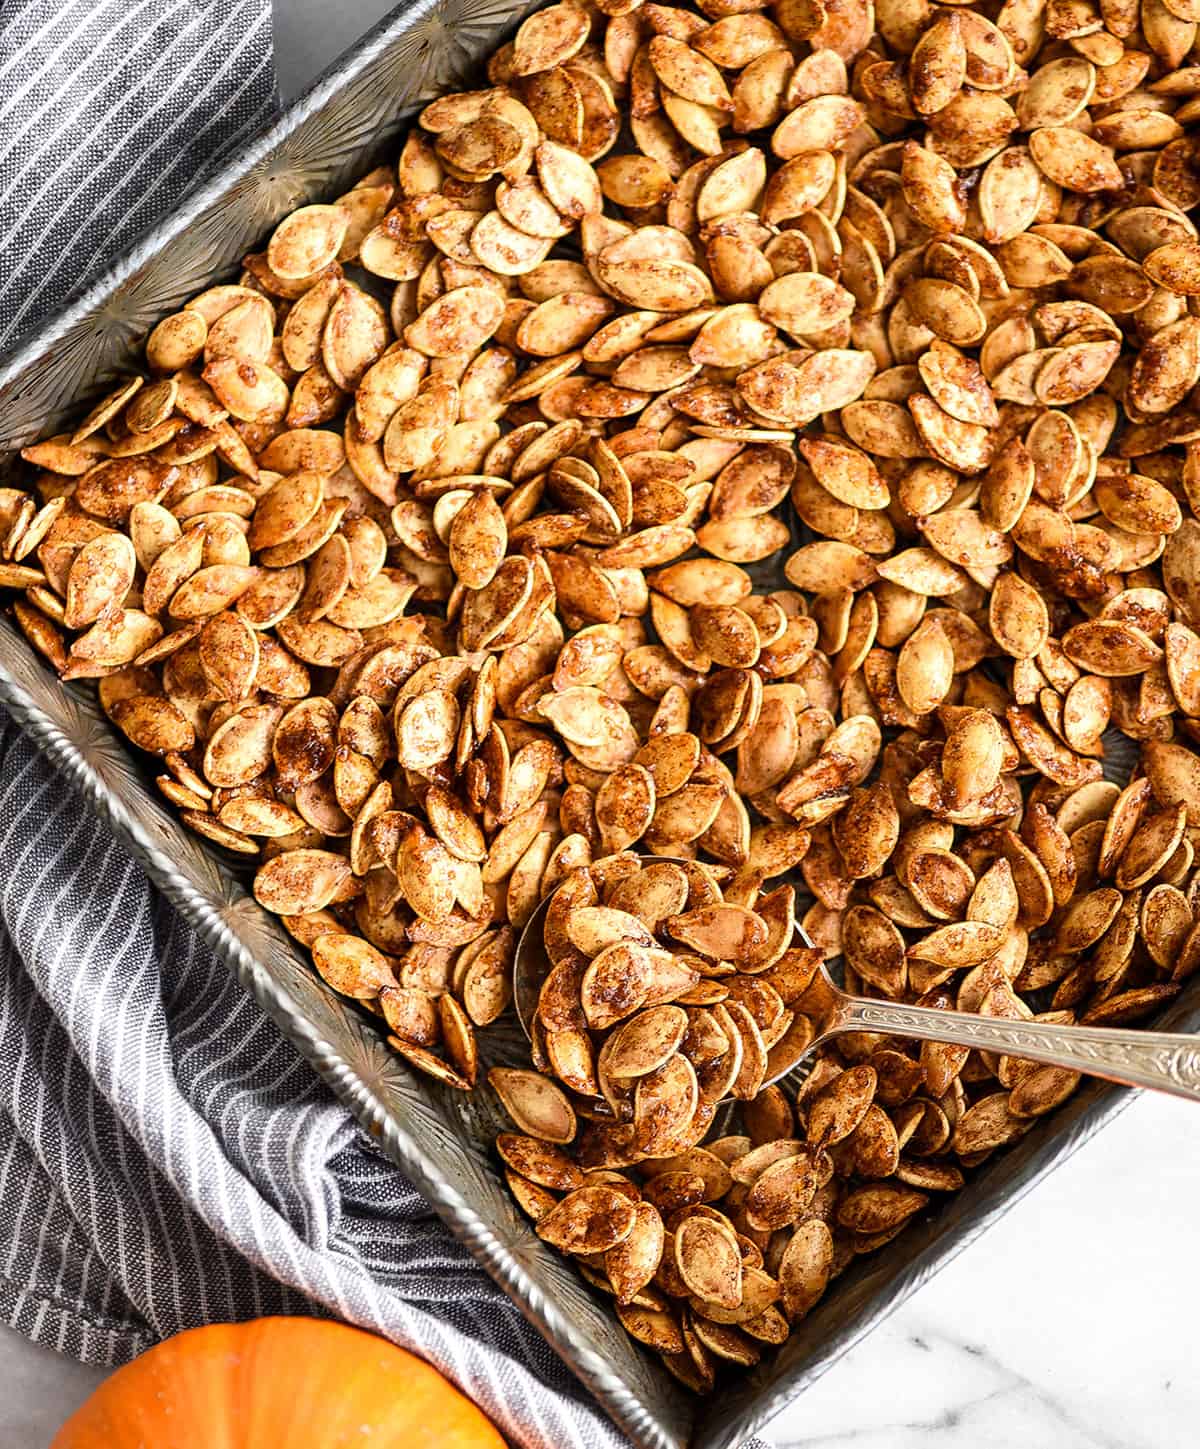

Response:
(5, 0), (1200, 1390)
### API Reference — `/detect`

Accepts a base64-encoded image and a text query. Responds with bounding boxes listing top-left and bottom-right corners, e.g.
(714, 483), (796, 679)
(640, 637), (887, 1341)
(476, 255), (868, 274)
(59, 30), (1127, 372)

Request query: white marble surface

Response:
(770, 1091), (1200, 1449)
(4, 2), (1198, 1446)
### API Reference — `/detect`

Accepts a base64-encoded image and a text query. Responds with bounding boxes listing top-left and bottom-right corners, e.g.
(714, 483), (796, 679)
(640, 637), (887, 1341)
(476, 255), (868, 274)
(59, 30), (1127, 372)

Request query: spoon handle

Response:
(836, 998), (1200, 1102)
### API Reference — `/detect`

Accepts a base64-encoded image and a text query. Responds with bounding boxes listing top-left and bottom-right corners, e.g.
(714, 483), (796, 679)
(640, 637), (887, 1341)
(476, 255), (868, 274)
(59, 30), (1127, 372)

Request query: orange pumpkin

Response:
(51, 1317), (508, 1448)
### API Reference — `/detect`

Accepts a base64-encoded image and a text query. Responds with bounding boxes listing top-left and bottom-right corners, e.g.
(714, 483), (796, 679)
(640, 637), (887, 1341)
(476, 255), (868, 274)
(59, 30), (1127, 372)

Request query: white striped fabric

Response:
(0, 715), (656, 1446)
(0, 0), (277, 349)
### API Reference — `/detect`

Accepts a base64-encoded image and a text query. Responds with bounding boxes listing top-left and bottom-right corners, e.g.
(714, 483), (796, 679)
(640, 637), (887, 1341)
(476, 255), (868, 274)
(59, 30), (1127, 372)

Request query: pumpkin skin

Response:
(51, 1317), (507, 1448)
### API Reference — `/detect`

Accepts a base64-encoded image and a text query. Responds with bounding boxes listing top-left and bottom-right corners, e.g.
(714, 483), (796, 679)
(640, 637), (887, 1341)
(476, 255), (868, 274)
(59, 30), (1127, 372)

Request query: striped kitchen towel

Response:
(0, 0), (277, 353)
(0, 5), (766, 1447)
(0, 711), (646, 1447)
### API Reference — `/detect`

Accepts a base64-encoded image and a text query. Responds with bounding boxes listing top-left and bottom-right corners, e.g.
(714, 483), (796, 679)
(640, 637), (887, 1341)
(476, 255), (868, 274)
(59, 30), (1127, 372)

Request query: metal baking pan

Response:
(1, 3), (1197, 1446)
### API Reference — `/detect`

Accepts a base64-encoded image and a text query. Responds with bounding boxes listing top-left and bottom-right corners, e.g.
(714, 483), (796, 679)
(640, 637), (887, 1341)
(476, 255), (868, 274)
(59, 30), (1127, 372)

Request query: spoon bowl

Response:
(514, 859), (1200, 1105)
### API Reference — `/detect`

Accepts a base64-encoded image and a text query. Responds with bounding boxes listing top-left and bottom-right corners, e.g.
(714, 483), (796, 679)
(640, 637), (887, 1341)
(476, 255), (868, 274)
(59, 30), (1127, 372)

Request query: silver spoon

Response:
(514, 865), (1200, 1104)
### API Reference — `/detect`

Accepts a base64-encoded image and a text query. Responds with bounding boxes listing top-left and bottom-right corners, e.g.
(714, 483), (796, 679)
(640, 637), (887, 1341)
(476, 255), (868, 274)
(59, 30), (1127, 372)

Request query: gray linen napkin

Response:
(0, 712), (647, 1447)
(0, 0), (277, 353)
(0, 4), (770, 1446)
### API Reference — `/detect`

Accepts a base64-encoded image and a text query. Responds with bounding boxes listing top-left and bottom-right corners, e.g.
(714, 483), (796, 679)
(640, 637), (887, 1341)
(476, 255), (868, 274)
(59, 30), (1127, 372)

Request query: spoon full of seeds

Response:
(514, 856), (1200, 1114)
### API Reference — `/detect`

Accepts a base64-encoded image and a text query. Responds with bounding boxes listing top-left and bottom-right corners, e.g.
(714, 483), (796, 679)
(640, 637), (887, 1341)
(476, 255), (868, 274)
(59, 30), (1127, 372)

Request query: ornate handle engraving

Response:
(839, 999), (1200, 1101)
